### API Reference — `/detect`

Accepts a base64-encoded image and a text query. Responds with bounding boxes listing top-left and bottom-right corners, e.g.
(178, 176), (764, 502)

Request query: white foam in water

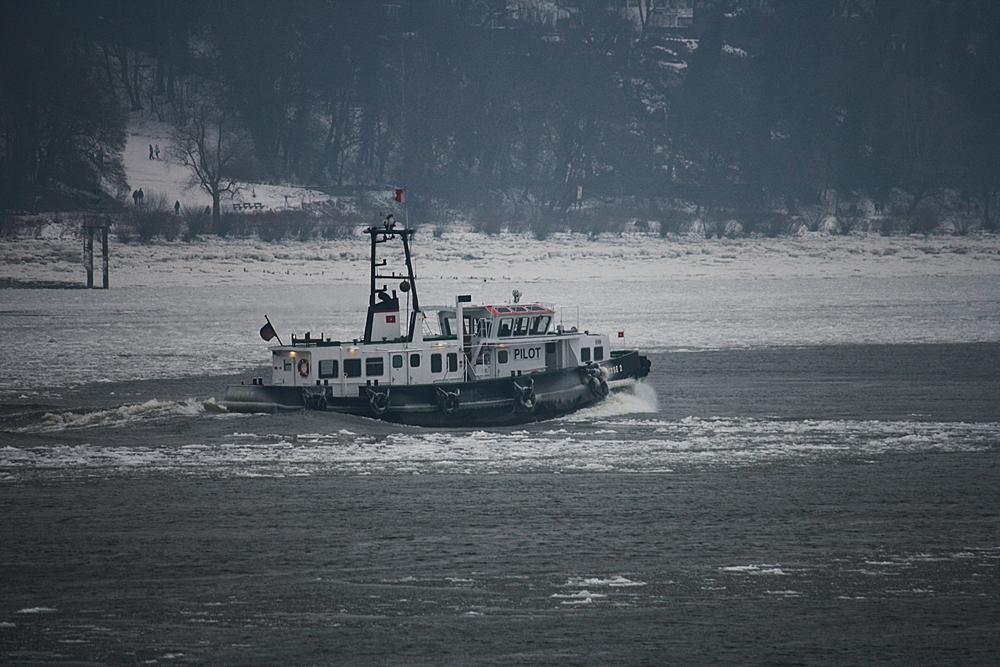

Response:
(2, 416), (997, 480)
(22, 399), (209, 432)
(563, 383), (659, 421)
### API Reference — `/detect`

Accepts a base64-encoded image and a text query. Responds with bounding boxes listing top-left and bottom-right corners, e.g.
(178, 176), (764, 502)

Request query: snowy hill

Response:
(123, 118), (330, 212)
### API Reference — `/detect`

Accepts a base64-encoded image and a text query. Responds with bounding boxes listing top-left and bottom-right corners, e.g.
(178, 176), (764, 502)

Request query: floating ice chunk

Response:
(720, 564), (787, 575)
(568, 576), (647, 588)
(551, 590), (606, 599)
(551, 590), (606, 605)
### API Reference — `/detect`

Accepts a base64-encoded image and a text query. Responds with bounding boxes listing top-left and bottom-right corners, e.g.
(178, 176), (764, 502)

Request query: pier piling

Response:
(83, 218), (110, 289)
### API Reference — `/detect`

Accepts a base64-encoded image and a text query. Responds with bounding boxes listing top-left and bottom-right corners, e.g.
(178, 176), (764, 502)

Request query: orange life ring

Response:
(297, 358), (310, 377)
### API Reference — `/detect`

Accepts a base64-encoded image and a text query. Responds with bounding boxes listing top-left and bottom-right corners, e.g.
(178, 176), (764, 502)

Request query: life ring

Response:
(297, 358), (310, 377)
(366, 387), (390, 415)
(513, 378), (536, 412)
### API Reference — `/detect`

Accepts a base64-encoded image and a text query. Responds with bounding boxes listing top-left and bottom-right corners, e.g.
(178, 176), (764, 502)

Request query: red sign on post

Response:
(386, 315), (396, 323)
(618, 331), (625, 338)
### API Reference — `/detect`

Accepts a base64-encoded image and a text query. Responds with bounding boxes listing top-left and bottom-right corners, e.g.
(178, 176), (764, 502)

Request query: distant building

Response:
(612, 0), (694, 33)
(474, 1), (694, 38)
(647, 0), (694, 30)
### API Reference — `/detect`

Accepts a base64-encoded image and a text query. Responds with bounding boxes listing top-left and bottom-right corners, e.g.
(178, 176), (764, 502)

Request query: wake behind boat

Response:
(221, 216), (651, 426)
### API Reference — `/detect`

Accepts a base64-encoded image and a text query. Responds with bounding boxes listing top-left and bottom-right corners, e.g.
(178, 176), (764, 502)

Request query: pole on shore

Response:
(85, 227), (94, 288)
(101, 225), (109, 288)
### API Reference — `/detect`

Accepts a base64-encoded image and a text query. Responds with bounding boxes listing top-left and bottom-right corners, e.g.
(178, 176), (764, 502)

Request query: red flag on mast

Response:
(394, 188), (405, 203)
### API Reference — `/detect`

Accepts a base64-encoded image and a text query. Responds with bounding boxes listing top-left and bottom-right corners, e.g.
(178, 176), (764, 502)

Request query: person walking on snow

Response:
(149, 144), (154, 160)
(137, 188), (144, 205)
(155, 145), (160, 160)
(132, 189), (139, 205)
(174, 200), (181, 215)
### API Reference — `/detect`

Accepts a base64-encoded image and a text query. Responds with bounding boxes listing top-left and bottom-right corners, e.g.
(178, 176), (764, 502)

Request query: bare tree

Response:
(169, 88), (253, 227)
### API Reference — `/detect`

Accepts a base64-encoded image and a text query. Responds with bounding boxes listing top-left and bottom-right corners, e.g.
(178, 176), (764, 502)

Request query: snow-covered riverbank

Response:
(4, 228), (1000, 289)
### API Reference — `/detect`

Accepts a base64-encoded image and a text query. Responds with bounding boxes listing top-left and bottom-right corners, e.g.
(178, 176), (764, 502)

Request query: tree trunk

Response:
(115, 45), (142, 111)
(984, 187), (995, 231)
(212, 189), (221, 228)
(155, 58), (165, 95)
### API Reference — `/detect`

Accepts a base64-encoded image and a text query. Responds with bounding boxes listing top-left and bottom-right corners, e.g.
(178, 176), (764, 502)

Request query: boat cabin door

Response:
(390, 352), (407, 385)
(545, 341), (559, 371)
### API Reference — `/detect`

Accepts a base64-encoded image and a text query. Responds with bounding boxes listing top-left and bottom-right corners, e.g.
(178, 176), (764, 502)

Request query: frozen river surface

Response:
(1, 235), (999, 665)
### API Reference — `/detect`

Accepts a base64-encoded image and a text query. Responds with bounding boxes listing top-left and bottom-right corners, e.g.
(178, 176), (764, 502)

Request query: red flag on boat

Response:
(395, 188), (405, 203)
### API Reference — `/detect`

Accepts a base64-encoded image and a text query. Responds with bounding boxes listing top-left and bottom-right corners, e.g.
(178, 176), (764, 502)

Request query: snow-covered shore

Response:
(3, 227), (999, 289)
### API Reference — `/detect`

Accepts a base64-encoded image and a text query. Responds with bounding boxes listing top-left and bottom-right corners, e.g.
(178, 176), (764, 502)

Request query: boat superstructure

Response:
(222, 218), (650, 425)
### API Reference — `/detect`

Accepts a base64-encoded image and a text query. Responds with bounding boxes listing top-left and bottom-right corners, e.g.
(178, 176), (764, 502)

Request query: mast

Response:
(362, 217), (419, 344)
(400, 230), (420, 341)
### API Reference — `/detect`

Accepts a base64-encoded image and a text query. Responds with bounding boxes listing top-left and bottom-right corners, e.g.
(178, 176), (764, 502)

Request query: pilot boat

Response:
(221, 217), (651, 426)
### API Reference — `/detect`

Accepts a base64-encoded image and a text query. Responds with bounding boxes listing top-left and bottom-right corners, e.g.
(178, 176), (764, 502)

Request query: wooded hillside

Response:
(2, 1), (999, 235)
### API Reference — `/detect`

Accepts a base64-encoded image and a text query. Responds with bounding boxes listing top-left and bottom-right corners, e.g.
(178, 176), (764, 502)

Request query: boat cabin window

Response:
(497, 350), (509, 364)
(344, 359), (362, 378)
(447, 353), (458, 372)
(410, 353), (420, 368)
(498, 318), (513, 337)
(530, 316), (550, 335)
(283, 359), (293, 372)
(319, 359), (339, 378)
(594, 346), (604, 361)
(392, 354), (403, 369)
(431, 353), (442, 373)
(513, 317), (529, 337)
(443, 316), (457, 337)
(475, 319), (491, 337)
(581, 347), (591, 363)
(366, 357), (384, 377)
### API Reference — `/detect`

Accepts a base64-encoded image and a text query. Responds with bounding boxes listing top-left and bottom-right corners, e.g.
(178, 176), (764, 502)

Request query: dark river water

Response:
(2, 344), (998, 665)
